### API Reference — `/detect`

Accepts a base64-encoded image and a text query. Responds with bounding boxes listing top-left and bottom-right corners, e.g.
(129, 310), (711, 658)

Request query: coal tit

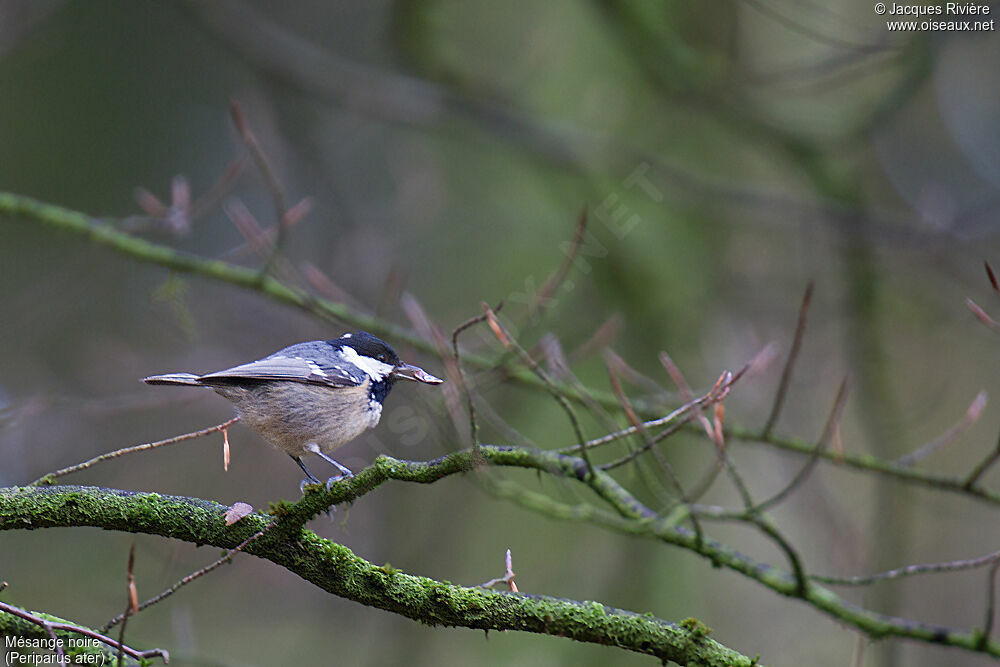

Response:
(144, 331), (443, 488)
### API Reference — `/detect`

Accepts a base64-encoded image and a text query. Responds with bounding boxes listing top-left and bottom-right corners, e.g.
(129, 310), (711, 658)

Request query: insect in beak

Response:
(392, 362), (444, 384)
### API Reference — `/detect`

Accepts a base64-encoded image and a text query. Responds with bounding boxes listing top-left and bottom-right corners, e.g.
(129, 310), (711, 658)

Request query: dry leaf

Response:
(225, 502), (253, 526)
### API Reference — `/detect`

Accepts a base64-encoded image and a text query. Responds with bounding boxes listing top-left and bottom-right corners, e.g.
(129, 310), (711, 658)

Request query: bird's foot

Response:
(325, 471), (354, 492)
(300, 477), (321, 495)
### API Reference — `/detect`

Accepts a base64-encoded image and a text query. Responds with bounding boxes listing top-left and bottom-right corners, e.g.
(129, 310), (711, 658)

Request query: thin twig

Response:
(115, 543), (137, 667)
(401, 293), (468, 444)
(967, 298), (1000, 334)
(450, 307), (499, 450)
(104, 523), (273, 632)
(983, 559), (1000, 648)
(230, 100), (290, 275)
(479, 548), (518, 592)
(0, 600), (168, 663)
(897, 391), (987, 467)
(484, 305), (594, 476)
(659, 351), (754, 506)
(763, 281), (814, 436)
(813, 547), (1000, 585)
(568, 313), (623, 362)
(964, 431), (1000, 489)
(224, 197), (272, 258)
(562, 367), (741, 456)
(659, 351), (714, 440)
(529, 208), (587, 320)
(542, 334), (620, 437)
(30, 417), (239, 486)
(605, 357), (685, 499)
(189, 155), (248, 220)
(754, 378), (849, 513)
(600, 383), (682, 512)
(599, 418), (692, 471)
(986, 261), (999, 293)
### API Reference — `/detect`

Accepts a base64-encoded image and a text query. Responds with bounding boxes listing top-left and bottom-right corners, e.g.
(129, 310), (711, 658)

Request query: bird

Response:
(143, 331), (443, 489)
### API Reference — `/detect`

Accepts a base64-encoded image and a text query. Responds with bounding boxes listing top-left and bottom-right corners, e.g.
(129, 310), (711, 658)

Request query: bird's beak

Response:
(392, 362), (444, 384)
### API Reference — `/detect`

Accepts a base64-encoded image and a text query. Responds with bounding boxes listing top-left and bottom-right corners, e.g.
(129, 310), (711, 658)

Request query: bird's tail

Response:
(143, 373), (204, 386)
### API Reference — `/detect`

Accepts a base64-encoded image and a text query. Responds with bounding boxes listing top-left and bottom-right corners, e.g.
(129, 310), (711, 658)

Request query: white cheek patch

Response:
(338, 346), (395, 381)
(368, 397), (383, 425)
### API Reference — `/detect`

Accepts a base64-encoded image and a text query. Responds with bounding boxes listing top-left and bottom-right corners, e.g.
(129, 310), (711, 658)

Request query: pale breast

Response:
(214, 380), (382, 457)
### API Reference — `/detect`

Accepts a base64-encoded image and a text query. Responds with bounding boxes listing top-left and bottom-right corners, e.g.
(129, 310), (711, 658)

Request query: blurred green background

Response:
(3, 1), (1000, 665)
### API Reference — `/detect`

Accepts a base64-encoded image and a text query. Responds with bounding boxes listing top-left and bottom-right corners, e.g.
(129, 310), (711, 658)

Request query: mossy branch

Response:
(3, 445), (999, 660)
(0, 482), (756, 666)
(4, 190), (999, 511)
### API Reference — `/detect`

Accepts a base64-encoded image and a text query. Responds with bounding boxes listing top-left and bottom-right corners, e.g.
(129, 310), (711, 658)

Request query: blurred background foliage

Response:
(2, 1), (1000, 665)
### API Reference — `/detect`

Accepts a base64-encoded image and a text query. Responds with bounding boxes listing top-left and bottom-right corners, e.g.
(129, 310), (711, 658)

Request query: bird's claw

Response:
(325, 471), (354, 492)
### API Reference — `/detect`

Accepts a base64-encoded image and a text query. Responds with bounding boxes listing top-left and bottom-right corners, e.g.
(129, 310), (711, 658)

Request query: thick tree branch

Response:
(3, 445), (999, 659)
(0, 482), (755, 666)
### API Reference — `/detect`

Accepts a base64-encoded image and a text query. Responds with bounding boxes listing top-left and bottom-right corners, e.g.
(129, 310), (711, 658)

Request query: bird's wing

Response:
(199, 354), (364, 388)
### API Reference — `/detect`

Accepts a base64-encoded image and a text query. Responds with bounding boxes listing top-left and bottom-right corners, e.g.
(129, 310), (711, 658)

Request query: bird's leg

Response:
(293, 455), (321, 494)
(312, 450), (354, 490)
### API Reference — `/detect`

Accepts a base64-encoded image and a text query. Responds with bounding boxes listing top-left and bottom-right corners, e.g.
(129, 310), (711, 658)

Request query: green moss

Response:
(268, 499), (295, 516)
(680, 616), (712, 638)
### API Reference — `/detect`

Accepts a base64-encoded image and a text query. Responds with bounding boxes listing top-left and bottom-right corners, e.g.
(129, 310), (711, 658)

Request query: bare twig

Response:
(230, 100), (290, 274)
(542, 335), (620, 436)
(606, 349), (667, 400)
(30, 418), (239, 486)
(763, 281), (814, 436)
(964, 431), (1000, 489)
(0, 600), (168, 664)
(984, 559), (1000, 648)
(605, 356), (685, 500)
(450, 306), (501, 449)
(967, 298), (1000, 334)
(659, 351), (714, 440)
(986, 261), (999, 293)
(563, 362), (744, 457)
(479, 549), (518, 592)
(897, 391), (987, 467)
(377, 265), (408, 318)
(401, 293), (467, 443)
(189, 156), (248, 220)
(529, 208), (588, 320)
(813, 547), (1000, 585)
(754, 378), (849, 513)
(607, 357), (706, 543)
(484, 305), (593, 475)
(104, 523), (273, 632)
(657, 351), (754, 505)
(115, 543), (137, 667)
(224, 198), (271, 258)
(599, 370), (739, 476)
(568, 313), (623, 362)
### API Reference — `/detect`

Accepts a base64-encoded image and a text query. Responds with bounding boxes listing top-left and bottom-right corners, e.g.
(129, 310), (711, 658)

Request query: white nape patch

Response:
(341, 333), (352, 338)
(338, 345), (395, 381)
